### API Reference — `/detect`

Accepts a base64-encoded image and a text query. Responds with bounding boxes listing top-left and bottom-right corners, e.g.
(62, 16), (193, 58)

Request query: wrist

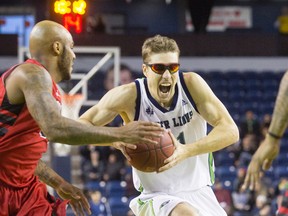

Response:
(267, 131), (282, 140)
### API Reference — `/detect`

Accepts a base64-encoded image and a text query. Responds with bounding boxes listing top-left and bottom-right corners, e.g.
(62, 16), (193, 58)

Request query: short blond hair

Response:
(142, 35), (180, 63)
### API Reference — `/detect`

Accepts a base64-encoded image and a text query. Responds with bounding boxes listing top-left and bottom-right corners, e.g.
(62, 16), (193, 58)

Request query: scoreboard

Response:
(53, 0), (87, 33)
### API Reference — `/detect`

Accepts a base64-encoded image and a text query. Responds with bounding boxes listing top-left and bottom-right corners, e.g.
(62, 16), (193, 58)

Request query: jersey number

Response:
(177, 132), (186, 144)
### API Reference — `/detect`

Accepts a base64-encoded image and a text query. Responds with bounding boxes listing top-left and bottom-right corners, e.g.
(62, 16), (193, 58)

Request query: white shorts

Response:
(129, 186), (227, 216)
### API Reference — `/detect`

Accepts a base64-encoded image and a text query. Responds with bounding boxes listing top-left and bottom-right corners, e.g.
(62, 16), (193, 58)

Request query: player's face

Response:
(58, 35), (75, 81)
(143, 52), (179, 107)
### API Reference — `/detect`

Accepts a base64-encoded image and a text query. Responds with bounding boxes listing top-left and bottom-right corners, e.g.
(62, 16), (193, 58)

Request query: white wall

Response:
(2, 56), (288, 73)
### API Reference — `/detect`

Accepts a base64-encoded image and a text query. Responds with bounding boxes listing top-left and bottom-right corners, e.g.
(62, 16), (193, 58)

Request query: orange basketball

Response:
(125, 130), (175, 172)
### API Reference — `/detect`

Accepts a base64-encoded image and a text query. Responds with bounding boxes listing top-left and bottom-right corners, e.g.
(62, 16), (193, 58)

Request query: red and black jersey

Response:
(0, 59), (61, 188)
(278, 189), (288, 216)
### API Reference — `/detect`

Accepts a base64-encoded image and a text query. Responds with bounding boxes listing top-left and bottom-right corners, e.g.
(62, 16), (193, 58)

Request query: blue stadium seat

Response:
(280, 138), (288, 153)
(227, 90), (246, 102)
(214, 151), (235, 166)
(275, 153), (288, 166)
(242, 70), (259, 79)
(261, 79), (279, 91)
(226, 79), (245, 92)
(215, 166), (237, 182)
(105, 180), (127, 198)
(222, 180), (233, 191)
(245, 90), (263, 102)
(275, 166), (288, 179)
(108, 196), (130, 216)
(264, 166), (276, 181)
(226, 70), (245, 81)
(85, 181), (107, 195)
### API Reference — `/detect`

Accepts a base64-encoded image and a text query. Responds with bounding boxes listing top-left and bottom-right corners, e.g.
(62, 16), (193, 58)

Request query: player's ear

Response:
(142, 64), (148, 77)
(52, 41), (62, 56)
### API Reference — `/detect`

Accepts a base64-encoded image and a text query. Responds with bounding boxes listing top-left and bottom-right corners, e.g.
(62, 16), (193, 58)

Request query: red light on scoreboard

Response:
(63, 14), (82, 33)
(53, 0), (86, 33)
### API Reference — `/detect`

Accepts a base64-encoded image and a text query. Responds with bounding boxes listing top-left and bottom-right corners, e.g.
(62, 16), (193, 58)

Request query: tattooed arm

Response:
(6, 63), (162, 146)
(267, 71), (288, 138)
(242, 71), (288, 191)
(35, 160), (91, 216)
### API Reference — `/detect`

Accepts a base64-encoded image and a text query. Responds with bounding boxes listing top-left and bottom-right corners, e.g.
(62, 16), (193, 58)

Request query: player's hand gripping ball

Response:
(125, 130), (175, 172)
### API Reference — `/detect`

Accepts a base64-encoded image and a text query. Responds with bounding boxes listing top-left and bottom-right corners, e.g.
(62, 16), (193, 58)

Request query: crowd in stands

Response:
(77, 67), (288, 216)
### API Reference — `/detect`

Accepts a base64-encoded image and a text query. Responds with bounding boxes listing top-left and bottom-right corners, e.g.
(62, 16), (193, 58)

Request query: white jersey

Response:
(133, 72), (215, 194)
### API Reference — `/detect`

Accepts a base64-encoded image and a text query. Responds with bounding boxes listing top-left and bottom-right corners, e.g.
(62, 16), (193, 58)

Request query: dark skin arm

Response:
(4, 63), (162, 216)
(6, 63), (163, 145)
(35, 160), (91, 216)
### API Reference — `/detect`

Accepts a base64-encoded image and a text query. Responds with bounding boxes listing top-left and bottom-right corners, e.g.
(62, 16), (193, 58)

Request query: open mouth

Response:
(159, 83), (171, 94)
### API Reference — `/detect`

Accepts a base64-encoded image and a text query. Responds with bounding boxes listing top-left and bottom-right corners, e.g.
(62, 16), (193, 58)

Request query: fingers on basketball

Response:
(125, 130), (175, 172)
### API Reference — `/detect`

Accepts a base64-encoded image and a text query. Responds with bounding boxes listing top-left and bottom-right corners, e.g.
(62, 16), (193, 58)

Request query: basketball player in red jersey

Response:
(0, 20), (163, 216)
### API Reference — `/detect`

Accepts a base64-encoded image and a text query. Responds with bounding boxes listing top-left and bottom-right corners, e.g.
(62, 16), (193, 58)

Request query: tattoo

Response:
(22, 65), (117, 145)
(269, 71), (288, 137)
(35, 160), (64, 188)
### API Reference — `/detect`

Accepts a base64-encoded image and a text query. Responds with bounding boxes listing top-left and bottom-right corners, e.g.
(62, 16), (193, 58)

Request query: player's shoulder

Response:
(16, 61), (50, 80)
(106, 82), (137, 98)
(181, 71), (204, 84)
(9, 62), (51, 86)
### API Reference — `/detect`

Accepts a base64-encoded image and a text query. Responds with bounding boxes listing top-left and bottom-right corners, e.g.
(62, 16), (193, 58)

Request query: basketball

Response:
(125, 130), (175, 172)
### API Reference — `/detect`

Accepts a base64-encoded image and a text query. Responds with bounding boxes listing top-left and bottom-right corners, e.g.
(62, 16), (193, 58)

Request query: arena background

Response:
(1, 0), (288, 215)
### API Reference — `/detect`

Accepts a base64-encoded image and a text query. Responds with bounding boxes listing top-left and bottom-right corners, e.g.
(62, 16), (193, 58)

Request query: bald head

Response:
(28, 20), (76, 82)
(29, 20), (73, 59)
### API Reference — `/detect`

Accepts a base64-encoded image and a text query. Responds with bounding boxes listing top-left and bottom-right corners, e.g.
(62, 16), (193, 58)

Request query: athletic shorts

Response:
(0, 177), (68, 216)
(129, 186), (227, 216)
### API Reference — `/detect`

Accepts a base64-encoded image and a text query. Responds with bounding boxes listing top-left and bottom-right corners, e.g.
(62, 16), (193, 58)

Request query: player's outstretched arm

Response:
(79, 83), (164, 146)
(35, 160), (91, 216)
(16, 65), (162, 145)
(242, 71), (288, 191)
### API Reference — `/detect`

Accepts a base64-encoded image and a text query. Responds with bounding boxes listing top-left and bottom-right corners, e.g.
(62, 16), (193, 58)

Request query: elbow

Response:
(230, 124), (240, 144)
(41, 126), (63, 143)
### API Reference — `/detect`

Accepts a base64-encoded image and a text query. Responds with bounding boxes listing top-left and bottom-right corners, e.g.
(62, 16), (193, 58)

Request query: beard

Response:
(58, 47), (72, 81)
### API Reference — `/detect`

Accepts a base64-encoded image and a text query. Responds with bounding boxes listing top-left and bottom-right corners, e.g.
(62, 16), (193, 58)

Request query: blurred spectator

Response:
(105, 63), (135, 94)
(233, 167), (247, 192)
(239, 110), (261, 139)
(275, 6), (288, 35)
(260, 114), (272, 139)
(119, 64), (135, 84)
(213, 179), (234, 216)
(261, 114), (272, 129)
(276, 6), (288, 55)
(87, 15), (106, 33)
(103, 152), (124, 182)
(88, 190), (108, 216)
(235, 134), (258, 168)
(126, 210), (135, 216)
(100, 63), (136, 126)
(106, 63), (135, 88)
(252, 194), (272, 216)
(98, 63), (136, 99)
(121, 159), (139, 198)
(79, 145), (105, 183)
(232, 183), (254, 216)
(253, 171), (274, 200)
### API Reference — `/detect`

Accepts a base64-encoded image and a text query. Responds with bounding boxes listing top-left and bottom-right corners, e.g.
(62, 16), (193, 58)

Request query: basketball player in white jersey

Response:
(79, 35), (239, 216)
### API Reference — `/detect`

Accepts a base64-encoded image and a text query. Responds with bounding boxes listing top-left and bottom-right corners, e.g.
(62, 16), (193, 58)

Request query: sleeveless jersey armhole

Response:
(134, 79), (141, 121)
(179, 72), (199, 113)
